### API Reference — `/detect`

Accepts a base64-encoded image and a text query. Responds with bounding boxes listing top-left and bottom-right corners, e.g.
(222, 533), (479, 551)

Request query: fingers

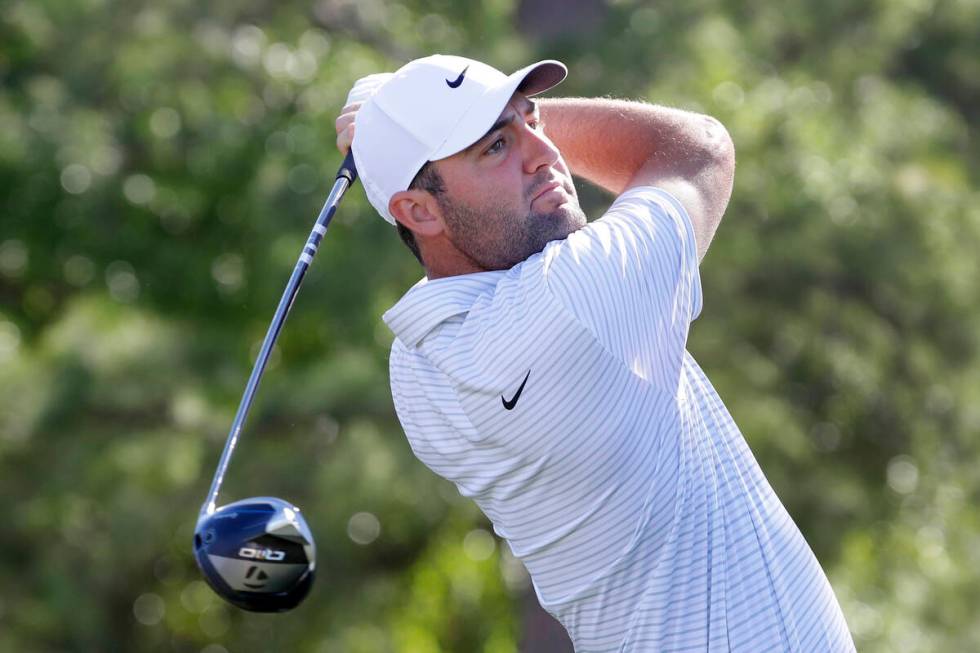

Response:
(334, 102), (361, 135)
(338, 102), (362, 118)
(335, 102), (361, 154)
(336, 122), (355, 154)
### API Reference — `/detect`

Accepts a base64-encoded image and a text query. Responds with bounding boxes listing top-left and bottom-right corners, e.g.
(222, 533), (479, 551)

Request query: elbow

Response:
(693, 116), (736, 245)
(676, 113), (735, 191)
(703, 114), (736, 174)
(718, 124), (736, 181)
(701, 114), (736, 203)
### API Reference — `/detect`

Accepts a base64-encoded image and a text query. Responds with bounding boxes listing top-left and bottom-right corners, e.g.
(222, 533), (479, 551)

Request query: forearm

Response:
(540, 96), (734, 260)
(539, 97), (732, 196)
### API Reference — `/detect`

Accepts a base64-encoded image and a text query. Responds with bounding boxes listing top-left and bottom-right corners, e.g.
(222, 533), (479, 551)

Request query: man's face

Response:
(431, 93), (586, 270)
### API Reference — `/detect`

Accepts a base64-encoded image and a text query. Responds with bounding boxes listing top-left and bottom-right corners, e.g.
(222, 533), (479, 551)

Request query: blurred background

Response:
(1, 0), (978, 651)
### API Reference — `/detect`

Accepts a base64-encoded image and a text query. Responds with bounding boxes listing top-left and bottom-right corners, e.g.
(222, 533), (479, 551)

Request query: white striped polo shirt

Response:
(384, 187), (855, 652)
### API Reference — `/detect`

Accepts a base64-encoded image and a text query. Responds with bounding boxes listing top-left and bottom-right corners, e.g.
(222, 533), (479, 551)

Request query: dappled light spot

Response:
(287, 50), (318, 83)
(315, 413), (340, 444)
(63, 255), (95, 286)
(211, 253), (245, 294)
(810, 421), (842, 452)
(463, 529), (496, 562)
(231, 25), (266, 69)
(149, 107), (181, 139)
(887, 456), (919, 495)
(91, 145), (122, 175)
(298, 29), (330, 59)
(133, 592), (165, 626)
(263, 43), (293, 79)
(171, 390), (208, 428)
(713, 81), (744, 109)
(180, 580), (214, 614)
(348, 511), (381, 545)
(499, 543), (531, 594)
(848, 601), (883, 641)
(916, 525), (947, 568)
(0, 320), (21, 361)
(105, 261), (140, 303)
(123, 174), (156, 205)
(60, 163), (91, 194)
(0, 240), (28, 278)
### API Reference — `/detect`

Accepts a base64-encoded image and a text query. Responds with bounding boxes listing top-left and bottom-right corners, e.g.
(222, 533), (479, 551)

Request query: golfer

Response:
(335, 55), (855, 652)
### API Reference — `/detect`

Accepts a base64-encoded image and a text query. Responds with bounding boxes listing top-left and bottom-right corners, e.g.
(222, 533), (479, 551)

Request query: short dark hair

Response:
(398, 161), (446, 266)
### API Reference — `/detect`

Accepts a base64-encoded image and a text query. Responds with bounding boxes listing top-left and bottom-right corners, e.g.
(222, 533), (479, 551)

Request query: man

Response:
(335, 55), (854, 652)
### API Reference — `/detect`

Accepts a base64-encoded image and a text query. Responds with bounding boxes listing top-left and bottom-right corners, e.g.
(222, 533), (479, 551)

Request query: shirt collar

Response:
(383, 270), (507, 348)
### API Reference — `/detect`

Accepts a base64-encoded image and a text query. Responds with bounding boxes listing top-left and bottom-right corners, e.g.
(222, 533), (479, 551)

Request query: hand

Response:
(335, 102), (360, 154)
(334, 72), (393, 154)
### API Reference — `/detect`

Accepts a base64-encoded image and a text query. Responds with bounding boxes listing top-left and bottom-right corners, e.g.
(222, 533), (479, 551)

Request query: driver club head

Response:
(193, 497), (316, 612)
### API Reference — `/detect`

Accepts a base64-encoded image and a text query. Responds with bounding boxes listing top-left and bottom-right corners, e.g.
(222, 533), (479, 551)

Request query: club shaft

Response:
(201, 152), (358, 517)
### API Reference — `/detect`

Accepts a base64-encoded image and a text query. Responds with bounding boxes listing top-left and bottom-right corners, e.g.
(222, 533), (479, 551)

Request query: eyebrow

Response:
(468, 98), (539, 153)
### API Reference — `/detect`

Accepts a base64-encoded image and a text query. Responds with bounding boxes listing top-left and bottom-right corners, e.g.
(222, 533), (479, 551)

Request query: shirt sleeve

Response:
(542, 186), (702, 391)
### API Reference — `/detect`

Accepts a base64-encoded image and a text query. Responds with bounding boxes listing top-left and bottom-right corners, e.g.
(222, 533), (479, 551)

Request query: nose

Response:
(522, 123), (560, 175)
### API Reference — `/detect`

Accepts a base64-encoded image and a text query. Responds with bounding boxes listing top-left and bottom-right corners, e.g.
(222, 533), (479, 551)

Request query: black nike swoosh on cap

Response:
(501, 370), (531, 410)
(445, 65), (469, 88)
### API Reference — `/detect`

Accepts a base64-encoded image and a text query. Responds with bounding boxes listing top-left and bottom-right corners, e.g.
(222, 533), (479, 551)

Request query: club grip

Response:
(337, 150), (358, 184)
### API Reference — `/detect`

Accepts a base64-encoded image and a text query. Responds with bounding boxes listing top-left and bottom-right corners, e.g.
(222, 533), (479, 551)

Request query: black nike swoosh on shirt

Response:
(501, 370), (531, 410)
(445, 66), (469, 88)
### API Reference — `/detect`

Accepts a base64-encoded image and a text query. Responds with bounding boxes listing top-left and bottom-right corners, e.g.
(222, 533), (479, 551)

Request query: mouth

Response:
(530, 181), (562, 203)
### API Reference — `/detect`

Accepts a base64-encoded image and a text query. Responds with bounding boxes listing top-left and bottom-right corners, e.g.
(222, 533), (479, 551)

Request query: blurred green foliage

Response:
(1, 0), (978, 651)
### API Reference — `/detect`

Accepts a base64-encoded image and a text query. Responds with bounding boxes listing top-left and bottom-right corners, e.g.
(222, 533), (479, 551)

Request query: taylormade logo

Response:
(239, 546), (285, 561)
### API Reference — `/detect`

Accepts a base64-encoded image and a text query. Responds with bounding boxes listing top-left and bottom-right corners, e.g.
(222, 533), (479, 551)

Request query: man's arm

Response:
(538, 98), (735, 261)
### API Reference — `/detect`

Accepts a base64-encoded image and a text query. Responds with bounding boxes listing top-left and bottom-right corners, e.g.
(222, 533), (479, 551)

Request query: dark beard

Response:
(441, 196), (586, 270)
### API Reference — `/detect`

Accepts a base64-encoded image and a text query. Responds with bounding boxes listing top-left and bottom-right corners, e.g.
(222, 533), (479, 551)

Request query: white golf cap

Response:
(351, 54), (567, 224)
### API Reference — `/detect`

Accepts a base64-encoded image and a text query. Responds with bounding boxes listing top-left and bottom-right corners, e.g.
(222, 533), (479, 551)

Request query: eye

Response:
(528, 117), (543, 130)
(485, 137), (506, 155)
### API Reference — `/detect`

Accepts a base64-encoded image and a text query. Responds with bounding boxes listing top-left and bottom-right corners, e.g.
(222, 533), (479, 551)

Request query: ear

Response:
(389, 189), (445, 237)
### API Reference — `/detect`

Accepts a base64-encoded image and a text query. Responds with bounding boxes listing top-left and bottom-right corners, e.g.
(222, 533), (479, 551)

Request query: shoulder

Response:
(581, 186), (694, 251)
(539, 186), (703, 371)
(544, 186), (695, 268)
(542, 186), (699, 293)
(607, 185), (691, 220)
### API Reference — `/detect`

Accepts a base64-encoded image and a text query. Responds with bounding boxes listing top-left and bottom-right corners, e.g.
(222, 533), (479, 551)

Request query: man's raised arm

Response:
(538, 98), (735, 261)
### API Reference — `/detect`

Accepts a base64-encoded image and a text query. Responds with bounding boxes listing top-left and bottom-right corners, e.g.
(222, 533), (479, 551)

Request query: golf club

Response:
(193, 151), (357, 612)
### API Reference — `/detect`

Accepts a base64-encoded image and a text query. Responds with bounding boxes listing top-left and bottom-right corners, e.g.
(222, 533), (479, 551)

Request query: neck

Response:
(419, 236), (488, 280)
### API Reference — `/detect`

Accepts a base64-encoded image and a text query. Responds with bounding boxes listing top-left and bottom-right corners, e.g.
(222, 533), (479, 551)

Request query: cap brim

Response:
(430, 60), (567, 161)
(515, 60), (567, 96)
